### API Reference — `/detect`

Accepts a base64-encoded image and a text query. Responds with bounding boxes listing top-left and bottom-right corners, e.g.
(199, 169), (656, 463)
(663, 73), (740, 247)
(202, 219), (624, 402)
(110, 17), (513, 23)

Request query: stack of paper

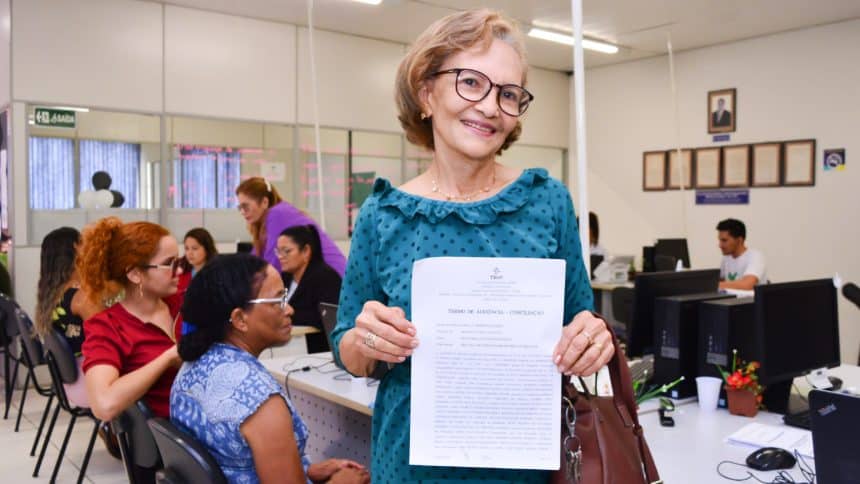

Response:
(725, 422), (814, 459)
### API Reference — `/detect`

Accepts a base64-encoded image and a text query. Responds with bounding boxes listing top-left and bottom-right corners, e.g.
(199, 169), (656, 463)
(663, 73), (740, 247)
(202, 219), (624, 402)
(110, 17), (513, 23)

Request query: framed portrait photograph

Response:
(642, 151), (667, 191)
(751, 142), (782, 187)
(783, 139), (816, 186)
(694, 147), (721, 189)
(667, 149), (693, 189)
(708, 88), (736, 134)
(721, 144), (750, 187)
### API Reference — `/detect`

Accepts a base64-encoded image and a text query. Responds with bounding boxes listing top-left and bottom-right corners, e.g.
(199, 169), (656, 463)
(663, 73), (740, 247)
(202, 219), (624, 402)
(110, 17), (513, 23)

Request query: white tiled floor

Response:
(1, 381), (128, 484)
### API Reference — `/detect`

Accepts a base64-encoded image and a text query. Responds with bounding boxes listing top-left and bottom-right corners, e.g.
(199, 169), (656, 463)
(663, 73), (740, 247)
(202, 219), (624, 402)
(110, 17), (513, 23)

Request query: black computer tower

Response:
(698, 297), (758, 406)
(653, 292), (735, 399)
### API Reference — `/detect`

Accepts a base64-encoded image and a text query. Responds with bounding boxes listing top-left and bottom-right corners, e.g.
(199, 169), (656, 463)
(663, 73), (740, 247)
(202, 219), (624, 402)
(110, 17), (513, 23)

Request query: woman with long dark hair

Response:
(167, 227), (219, 337)
(276, 224), (342, 353)
(34, 227), (100, 405)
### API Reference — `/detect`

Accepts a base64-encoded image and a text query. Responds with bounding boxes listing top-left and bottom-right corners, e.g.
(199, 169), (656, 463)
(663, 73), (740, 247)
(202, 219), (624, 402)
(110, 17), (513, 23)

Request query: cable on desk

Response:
(715, 457), (814, 484)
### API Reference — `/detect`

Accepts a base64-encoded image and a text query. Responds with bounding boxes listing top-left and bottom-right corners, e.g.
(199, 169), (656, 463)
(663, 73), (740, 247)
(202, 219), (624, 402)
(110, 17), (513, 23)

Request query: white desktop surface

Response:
(263, 351), (858, 481)
(644, 364), (859, 483)
(263, 352), (377, 416)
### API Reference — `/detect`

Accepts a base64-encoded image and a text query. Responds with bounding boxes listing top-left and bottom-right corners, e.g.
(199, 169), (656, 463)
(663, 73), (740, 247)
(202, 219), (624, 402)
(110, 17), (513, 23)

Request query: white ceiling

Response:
(157, 0), (860, 71)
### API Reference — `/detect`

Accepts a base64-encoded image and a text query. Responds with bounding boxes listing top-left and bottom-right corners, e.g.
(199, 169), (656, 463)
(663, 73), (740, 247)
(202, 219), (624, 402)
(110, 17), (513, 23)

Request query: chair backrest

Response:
(113, 400), (163, 473)
(42, 327), (79, 384)
(14, 308), (46, 367)
(654, 254), (678, 272)
(148, 418), (227, 484)
(0, 294), (20, 345)
(611, 286), (635, 342)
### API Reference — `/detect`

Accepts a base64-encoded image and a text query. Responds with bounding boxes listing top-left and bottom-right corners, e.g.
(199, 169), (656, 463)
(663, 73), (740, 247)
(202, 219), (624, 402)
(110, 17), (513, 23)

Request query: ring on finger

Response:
(581, 329), (594, 345)
(364, 331), (378, 349)
(591, 341), (604, 352)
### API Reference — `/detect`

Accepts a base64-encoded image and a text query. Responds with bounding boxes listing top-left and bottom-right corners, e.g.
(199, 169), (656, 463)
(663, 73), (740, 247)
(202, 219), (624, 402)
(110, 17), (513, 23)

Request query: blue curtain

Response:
(80, 140), (140, 208)
(174, 146), (241, 209)
(29, 137), (75, 209)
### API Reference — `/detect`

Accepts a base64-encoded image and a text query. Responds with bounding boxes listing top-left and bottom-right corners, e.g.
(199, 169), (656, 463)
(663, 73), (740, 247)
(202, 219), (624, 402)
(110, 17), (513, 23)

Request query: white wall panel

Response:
(297, 28), (401, 132)
(581, 19), (860, 363)
(165, 6), (296, 124)
(0, 0), (9, 108)
(518, 67), (569, 148)
(12, 0), (162, 111)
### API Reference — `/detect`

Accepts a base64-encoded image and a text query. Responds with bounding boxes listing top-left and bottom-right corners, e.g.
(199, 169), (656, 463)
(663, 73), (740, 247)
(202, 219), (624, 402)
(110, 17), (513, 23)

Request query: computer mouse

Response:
(746, 447), (796, 471)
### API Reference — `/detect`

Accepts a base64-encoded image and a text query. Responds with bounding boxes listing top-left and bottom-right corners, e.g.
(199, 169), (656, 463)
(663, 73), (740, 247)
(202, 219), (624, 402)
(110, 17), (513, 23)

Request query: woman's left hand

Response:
(308, 459), (366, 482)
(553, 310), (615, 377)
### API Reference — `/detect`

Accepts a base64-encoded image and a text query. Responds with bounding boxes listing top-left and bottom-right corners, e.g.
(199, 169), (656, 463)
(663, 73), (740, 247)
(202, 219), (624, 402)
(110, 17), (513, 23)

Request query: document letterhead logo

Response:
(490, 267), (503, 280)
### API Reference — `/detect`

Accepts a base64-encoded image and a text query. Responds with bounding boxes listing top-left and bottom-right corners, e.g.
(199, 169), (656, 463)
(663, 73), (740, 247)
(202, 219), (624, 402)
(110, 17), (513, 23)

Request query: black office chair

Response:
(112, 400), (162, 484)
(11, 307), (55, 449)
(0, 293), (21, 420)
(148, 418), (227, 484)
(611, 286), (635, 345)
(40, 326), (101, 484)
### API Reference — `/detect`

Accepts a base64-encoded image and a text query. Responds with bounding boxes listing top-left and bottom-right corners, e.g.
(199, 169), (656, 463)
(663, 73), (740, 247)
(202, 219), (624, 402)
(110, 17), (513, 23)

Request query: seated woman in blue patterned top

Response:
(170, 254), (368, 484)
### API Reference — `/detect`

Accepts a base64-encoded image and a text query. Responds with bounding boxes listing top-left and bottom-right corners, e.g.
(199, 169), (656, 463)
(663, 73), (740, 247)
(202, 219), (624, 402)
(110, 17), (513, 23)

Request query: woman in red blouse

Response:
(78, 217), (183, 420)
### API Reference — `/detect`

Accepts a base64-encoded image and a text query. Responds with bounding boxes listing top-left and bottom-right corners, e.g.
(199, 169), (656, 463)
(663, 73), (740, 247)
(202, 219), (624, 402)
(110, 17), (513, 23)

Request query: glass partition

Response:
(27, 106), (161, 243)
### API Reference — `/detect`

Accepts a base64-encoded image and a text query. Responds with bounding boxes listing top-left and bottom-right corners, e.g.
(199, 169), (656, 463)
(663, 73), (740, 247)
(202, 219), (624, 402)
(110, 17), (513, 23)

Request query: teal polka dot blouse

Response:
(332, 168), (594, 483)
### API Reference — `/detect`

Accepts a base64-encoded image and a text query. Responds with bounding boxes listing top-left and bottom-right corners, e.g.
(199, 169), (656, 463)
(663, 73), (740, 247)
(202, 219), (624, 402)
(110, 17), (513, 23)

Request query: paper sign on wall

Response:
(260, 162), (286, 181)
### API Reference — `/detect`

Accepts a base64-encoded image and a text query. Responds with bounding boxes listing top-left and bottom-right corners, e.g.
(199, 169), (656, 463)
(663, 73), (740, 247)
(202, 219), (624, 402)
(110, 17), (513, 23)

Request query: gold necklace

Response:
(430, 167), (496, 201)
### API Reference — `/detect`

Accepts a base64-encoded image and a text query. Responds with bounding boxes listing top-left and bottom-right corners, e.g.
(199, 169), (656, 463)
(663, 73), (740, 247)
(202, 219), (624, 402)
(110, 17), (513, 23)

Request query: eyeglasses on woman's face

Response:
(247, 292), (290, 311)
(429, 68), (534, 117)
(143, 258), (182, 276)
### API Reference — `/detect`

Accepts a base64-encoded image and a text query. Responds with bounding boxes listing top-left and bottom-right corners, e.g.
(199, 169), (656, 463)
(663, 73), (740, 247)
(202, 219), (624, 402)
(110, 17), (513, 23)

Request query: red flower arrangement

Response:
(717, 350), (764, 416)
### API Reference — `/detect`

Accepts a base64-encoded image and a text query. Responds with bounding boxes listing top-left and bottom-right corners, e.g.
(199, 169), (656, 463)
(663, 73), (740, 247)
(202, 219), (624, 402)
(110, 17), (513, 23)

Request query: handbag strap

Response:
(591, 313), (661, 482)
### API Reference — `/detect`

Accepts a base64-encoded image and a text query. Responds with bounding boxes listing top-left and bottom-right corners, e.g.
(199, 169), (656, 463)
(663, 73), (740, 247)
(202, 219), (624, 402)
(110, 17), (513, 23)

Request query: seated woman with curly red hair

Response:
(78, 217), (183, 422)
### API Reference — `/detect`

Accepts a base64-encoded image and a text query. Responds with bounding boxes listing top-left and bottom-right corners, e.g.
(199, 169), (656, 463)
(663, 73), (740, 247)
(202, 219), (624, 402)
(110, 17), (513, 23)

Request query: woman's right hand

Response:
(327, 466), (370, 484)
(349, 301), (419, 364)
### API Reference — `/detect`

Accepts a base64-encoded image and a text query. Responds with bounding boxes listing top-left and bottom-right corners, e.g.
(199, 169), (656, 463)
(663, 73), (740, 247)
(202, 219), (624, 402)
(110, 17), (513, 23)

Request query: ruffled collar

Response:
(374, 168), (549, 225)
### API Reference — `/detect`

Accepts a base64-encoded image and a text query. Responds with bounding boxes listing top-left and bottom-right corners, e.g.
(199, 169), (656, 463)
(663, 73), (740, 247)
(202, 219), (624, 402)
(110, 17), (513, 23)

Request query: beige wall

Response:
(0, 0), (9, 108)
(577, 19), (860, 364)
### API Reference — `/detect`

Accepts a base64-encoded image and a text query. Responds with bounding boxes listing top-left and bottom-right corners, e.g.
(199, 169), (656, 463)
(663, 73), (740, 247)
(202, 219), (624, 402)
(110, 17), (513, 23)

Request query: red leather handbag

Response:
(551, 322), (661, 484)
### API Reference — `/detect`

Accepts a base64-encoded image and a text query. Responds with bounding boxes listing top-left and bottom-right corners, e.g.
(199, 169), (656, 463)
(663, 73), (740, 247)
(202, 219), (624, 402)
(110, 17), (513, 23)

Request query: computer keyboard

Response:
(783, 410), (812, 430)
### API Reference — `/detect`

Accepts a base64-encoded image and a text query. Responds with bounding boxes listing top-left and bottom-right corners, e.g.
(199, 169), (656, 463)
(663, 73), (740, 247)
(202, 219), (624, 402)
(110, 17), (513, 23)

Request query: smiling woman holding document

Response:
(331, 9), (614, 483)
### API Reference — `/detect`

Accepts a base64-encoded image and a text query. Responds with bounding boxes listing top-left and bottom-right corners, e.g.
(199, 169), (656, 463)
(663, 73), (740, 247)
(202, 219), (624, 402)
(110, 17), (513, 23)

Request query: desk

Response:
(643, 364), (860, 483)
(264, 350), (858, 481)
(263, 353), (376, 466)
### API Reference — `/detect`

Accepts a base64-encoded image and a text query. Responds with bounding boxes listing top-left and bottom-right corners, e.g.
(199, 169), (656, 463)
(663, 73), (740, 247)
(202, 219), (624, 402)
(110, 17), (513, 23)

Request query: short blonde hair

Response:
(395, 9), (528, 155)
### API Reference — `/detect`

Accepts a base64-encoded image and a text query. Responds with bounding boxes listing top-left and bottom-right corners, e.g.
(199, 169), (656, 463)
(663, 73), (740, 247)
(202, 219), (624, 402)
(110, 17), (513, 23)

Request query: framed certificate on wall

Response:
(783, 139), (816, 186)
(643, 151), (667, 191)
(694, 147), (721, 189)
(667, 149), (693, 190)
(722, 145), (751, 187)
(751, 142), (782, 187)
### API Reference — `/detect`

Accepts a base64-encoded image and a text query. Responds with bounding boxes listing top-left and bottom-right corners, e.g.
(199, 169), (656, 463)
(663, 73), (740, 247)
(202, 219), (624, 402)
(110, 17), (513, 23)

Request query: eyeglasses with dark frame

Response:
(142, 258), (182, 276)
(247, 292), (290, 311)
(429, 68), (534, 116)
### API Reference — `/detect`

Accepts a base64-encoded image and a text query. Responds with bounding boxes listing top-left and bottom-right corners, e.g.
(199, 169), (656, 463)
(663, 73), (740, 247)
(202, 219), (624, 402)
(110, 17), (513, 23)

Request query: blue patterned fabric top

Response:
(170, 343), (311, 484)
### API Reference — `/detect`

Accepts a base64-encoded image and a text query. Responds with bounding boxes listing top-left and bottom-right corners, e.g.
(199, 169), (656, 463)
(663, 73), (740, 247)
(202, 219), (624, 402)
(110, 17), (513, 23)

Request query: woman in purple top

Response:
(235, 177), (346, 275)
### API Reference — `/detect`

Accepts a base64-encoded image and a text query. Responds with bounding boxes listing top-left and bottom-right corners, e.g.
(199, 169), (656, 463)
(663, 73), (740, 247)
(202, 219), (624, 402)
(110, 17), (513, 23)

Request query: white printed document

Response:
(409, 257), (564, 470)
(726, 422), (814, 458)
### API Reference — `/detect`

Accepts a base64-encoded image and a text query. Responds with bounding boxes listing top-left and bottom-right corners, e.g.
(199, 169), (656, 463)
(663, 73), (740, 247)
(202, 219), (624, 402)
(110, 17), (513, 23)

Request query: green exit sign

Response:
(34, 108), (76, 128)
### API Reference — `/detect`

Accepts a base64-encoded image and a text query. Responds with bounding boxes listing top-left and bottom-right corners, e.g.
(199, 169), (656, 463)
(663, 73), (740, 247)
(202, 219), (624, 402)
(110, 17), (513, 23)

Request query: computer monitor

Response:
(654, 238), (691, 269)
(627, 269), (720, 357)
(236, 242), (253, 254)
(754, 279), (840, 413)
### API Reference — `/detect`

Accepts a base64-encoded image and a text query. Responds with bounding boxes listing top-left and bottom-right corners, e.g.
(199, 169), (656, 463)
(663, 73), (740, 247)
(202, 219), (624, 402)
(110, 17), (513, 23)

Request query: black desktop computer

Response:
(653, 292), (735, 399)
(627, 269), (720, 357)
(698, 297), (757, 407)
(655, 238), (691, 269)
(754, 279), (840, 417)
